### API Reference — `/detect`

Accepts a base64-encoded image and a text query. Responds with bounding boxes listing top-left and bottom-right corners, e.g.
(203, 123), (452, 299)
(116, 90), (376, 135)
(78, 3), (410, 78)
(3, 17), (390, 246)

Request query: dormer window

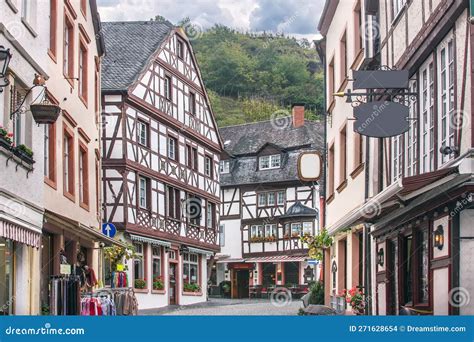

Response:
(219, 160), (230, 174)
(259, 154), (281, 170)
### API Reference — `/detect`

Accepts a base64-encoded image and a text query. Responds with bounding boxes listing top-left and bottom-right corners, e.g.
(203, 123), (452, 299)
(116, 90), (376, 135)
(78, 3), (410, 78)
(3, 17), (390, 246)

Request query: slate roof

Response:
(219, 118), (324, 187)
(281, 201), (318, 218)
(101, 21), (174, 91)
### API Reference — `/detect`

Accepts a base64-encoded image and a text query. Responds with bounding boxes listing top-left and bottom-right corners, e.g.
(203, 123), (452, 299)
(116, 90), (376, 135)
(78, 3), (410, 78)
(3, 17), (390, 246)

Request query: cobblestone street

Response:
(139, 298), (303, 316)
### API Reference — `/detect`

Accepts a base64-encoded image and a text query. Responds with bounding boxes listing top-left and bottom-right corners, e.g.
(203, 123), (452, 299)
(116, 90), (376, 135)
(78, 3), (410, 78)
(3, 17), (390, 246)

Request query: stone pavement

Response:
(139, 298), (303, 316)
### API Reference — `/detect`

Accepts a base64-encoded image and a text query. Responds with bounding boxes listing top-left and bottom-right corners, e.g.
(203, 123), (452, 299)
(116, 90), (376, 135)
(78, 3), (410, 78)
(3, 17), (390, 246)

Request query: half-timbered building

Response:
(216, 107), (324, 299)
(101, 20), (223, 309)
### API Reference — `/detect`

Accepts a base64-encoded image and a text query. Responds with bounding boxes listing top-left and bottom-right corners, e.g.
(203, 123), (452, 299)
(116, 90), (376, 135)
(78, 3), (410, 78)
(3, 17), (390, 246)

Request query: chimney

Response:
(292, 104), (305, 128)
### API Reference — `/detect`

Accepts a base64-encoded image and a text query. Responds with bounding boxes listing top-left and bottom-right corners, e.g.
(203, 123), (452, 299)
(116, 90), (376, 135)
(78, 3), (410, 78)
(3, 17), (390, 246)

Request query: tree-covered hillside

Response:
(190, 24), (324, 127)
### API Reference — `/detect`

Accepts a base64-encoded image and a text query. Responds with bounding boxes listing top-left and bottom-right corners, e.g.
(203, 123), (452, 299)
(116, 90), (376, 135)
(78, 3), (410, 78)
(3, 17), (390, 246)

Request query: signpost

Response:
(102, 222), (117, 238)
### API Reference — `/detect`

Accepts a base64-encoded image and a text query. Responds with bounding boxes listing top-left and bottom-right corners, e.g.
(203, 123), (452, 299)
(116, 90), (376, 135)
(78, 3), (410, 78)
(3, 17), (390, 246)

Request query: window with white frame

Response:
(291, 223), (302, 237)
(152, 246), (162, 281)
(139, 176), (148, 209)
(168, 136), (177, 160)
(182, 252), (199, 284)
(438, 37), (455, 165)
(206, 202), (214, 228)
(420, 60), (435, 174)
(277, 191), (285, 205)
(258, 193), (267, 207)
(392, 134), (403, 183)
(265, 224), (277, 238)
(219, 224), (225, 247)
(267, 192), (275, 206)
(137, 120), (148, 146)
(406, 80), (418, 177)
(219, 160), (230, 174)
(259, 154), (281, 170)
(392, 0), (406, 20)
(303, 222), (313, 236)
(133, 242), (144, 284)
(205, 156), (213, 178)
(250, 225), (263, 238)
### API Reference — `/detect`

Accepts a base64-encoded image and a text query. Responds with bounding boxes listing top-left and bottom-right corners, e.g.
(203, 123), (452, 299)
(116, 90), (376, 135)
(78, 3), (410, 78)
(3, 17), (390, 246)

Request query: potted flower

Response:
(14, 144), (34, 164)
(342, 287), (366, 315)
(0, 127), (13, 150)
(30, 102), (61, 124)
(183, 281), (201, 293)
(152, 276), (164, 290)
(134, 278), (146, 289)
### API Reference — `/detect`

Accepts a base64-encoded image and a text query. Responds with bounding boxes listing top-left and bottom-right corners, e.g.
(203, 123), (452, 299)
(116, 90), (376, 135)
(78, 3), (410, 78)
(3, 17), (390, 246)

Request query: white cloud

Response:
(97, 0), (324, 40)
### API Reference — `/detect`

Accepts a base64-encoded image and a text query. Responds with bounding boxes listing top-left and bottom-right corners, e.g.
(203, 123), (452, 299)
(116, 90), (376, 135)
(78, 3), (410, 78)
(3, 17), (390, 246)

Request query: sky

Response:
(97, 0), (324, 41)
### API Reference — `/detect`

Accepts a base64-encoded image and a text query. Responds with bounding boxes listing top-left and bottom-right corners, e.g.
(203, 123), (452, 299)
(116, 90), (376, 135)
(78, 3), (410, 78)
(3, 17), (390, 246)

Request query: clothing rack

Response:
(88, 287), (138, 316)
(50, 275), (81, 316)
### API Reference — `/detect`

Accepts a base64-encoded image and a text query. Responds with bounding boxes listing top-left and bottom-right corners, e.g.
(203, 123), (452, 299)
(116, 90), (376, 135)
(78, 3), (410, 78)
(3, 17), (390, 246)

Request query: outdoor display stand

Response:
(49, 275), (81, 316)
(81, 288), (138, 316)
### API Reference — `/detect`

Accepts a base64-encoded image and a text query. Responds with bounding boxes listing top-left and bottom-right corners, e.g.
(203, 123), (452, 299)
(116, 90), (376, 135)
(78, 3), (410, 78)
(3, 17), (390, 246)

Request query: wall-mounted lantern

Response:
(377, 248), (384, 267)
(434, 225), (444, 250)
(0, 46), (12, 93)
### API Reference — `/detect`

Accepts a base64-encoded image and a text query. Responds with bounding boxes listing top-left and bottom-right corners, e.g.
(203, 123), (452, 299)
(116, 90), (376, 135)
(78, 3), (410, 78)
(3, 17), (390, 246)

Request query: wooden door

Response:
(169, 263), (177, 305)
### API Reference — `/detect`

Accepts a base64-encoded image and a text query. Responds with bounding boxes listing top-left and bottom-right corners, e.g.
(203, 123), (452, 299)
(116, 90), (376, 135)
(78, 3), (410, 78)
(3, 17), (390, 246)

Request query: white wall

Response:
(459, 210), (474, 315)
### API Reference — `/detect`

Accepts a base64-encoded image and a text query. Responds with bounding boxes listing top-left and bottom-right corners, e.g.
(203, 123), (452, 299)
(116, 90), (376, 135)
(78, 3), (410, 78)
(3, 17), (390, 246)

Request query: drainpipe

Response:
(315, 37), (327, 287)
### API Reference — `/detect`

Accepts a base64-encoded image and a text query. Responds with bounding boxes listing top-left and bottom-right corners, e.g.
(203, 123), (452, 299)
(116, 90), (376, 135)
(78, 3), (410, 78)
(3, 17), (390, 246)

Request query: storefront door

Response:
(169, 263), (177, 305)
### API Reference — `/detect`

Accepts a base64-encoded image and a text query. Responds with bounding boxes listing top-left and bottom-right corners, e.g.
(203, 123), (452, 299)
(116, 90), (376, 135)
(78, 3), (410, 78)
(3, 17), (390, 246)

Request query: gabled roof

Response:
(281, 201), (318, 219)
(219, 119), (324, 186)
(219, 118), (324, 156)
(101, 20), (174, 91)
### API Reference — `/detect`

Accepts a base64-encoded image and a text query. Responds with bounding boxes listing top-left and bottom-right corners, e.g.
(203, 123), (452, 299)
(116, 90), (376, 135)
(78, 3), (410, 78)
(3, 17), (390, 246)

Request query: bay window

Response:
(250, 225), (263, 238)
(265, 224), (277, 238)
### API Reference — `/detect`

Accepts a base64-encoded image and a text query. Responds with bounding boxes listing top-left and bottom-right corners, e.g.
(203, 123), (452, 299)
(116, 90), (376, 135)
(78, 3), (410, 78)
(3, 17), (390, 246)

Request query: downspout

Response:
(315, 38), (327, 286)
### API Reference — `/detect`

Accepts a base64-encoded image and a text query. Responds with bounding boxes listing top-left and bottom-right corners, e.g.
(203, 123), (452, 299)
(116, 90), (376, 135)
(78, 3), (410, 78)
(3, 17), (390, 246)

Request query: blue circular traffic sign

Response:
(102, 223), (117, 238)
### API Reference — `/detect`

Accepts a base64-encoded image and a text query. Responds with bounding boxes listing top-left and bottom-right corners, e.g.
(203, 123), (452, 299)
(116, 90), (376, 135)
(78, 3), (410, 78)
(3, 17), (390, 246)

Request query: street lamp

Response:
(0, 46), (12, 93)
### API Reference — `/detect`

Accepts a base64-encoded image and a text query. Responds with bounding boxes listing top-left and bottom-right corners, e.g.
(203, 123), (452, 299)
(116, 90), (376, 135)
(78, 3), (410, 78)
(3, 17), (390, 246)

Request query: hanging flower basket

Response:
(30, 103), (61, 124)
(14, 144), (34, 164)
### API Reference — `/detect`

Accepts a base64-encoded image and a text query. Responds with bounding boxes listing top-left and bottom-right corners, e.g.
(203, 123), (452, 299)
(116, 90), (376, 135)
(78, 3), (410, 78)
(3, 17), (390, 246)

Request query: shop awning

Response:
(0, 220), (40, 248)
(188, 246), (214, 256)
(244, 255), (308, 263)
(44, 210), (127, 247)
(129, 234), (171, 248)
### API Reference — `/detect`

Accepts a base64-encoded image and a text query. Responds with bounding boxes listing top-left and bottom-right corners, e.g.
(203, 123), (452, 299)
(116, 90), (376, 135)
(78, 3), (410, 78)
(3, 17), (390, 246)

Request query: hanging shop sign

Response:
(334, 67), (417, 139)
(297, 151), (323, 182)
(354, 101), (410, 138)
(353, 70), (408, 89)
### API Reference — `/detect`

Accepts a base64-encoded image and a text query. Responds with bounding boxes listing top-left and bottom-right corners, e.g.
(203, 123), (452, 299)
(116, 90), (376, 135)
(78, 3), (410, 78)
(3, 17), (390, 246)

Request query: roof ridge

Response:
(102, 20), (175, 26)
(219, 117), (322, 129)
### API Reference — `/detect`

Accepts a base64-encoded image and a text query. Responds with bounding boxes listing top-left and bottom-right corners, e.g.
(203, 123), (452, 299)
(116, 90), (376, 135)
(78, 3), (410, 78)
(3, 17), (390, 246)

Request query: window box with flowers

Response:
(183, 281), (201, 293)
(152, 276), (164, 291)
(0, 127), (13, 150)
(134, 278), (146, 289)
(14, 144), (34, 164)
